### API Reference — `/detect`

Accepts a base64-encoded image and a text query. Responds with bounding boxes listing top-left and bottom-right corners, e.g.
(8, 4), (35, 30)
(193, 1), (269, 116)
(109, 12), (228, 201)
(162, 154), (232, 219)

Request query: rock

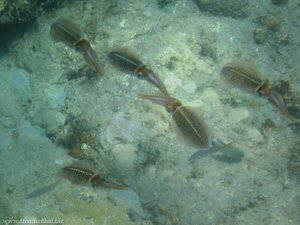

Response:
(112, 144), (137, 174)
(30, 109), (65, 135)
(9, 67), (31, 99)
(106, 123), (122, 145)
(201, 88), (219, 103)
(230, 107), (250, 123)
(182, 81), (197, 94)
(49, 85), (67, 107)
(246, 128), (264, 144)
(107, 112), (141, 143)
(164, 75), (182, 93)
(0, 85), (22, 120)
(0, 66), (32, 121)
(0, 128), (14, 152)
(109, 188), (147, 219)
(253, 28), (268, 44)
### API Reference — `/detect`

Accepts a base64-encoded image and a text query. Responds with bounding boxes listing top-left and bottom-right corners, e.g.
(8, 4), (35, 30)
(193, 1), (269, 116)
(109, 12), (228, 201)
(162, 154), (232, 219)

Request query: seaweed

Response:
(135, 140), (161, 172)
(0, 0), (68, 53)
(192, 0), (250, 18)
(272, 0), (288, 6)
(57, 119), (100, 159)
(224, 194), (267, 218)
(252, 10), (293, 47)
(157, 0), (177, 9)
(287, 140), (300, 183)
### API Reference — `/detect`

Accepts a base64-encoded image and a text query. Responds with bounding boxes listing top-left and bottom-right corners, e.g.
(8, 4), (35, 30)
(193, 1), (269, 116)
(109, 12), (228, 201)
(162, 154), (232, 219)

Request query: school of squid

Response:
(27, 16), (296, 197)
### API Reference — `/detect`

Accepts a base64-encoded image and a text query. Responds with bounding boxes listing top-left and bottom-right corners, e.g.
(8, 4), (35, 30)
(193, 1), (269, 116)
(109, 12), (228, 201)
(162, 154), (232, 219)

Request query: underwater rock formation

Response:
(0, 0), (67, 52)
(0, 0), (64, 27)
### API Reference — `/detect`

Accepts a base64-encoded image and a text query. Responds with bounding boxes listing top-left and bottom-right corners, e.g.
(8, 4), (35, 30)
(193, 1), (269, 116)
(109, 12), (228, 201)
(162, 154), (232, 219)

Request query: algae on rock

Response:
(193, 0), (250, 18)
(48, 188), (136, 225)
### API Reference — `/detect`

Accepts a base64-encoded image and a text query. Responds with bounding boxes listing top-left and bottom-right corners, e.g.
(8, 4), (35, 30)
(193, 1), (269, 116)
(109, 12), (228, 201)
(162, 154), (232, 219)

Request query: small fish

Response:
(108, 47), (170, 97)
(61, 159), (127, 189)
(50, 17), (102, 75)
(212, 145), (244, 163)
(220, 60), (294, 121)
(189, 139), (227, 160)
(189, 140), (244, 162)
(26, 179), (61, 199)
(139, 94), (212, 149)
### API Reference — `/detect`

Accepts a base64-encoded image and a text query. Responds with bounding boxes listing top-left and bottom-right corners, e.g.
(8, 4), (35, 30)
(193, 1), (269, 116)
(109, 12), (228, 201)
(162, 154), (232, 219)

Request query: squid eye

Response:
(166, 107), (172, 113)
(257, 92), (264, 98)
(136, 72), (143, 79)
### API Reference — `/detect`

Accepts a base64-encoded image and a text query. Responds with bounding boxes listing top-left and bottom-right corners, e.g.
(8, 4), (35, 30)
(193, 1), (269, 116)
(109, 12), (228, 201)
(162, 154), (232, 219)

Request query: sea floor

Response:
(0, 0), (300, 225)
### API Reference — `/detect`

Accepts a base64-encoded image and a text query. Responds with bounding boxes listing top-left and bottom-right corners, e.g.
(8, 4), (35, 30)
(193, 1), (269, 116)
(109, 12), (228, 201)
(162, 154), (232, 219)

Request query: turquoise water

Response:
(0, 1), (299, 224)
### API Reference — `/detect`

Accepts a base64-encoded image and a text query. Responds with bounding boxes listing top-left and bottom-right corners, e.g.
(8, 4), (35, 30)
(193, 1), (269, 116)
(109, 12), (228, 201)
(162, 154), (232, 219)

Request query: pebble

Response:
(246, 128), (264, 144)
(231, 107), (250, 123)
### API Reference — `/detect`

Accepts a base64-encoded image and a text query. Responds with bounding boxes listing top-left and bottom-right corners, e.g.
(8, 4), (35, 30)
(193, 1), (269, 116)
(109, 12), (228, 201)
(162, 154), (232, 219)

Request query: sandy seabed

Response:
(0, 0), (299, 224)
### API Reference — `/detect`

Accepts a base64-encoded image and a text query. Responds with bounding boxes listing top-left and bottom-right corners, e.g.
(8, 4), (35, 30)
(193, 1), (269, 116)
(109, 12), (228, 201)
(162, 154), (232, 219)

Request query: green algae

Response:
(50, 188), (136, 225)
(193, 0), (250, 18)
